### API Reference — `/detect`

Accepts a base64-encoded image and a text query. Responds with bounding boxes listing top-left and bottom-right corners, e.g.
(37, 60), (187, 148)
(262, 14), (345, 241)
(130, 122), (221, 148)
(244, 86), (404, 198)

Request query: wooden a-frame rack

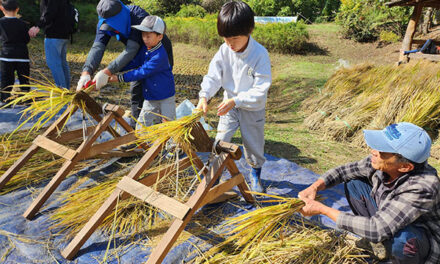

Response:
(61, 121), (256, 263)
(0, 91), (143, 220)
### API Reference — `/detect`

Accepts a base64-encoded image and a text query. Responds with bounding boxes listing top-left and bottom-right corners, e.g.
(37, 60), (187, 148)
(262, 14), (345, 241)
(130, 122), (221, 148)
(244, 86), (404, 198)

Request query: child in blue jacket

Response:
(109, 15), (175, 128)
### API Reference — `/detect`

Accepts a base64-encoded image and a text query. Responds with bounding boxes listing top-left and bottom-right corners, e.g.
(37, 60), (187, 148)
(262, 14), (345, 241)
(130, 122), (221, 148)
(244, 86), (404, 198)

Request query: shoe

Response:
(355, 238), (390, 261)
(250, 168), (264, 193)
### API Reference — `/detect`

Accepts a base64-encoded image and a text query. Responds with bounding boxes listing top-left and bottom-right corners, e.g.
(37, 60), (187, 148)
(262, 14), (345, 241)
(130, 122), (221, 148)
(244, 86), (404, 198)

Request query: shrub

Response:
(165, 16), (309, 53)
(176, 4), (207, 18)
(18, 0), (40, 25)
(379, 30), (400, 43)
(201, 0), (228, 13)
(336, 0), (411, 42)
(130, 0), (200, 16)
(75, 2), (99, 33)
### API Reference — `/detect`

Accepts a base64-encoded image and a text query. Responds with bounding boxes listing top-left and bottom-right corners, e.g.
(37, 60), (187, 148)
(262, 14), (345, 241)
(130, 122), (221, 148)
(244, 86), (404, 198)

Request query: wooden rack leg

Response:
(23, 112), (115, 220)
(146, 153), (229, 264)
(0, 105), (78, 191)
(0, 145), (40, 190)
(225, 159), (255, 203)
(61, 142), (163, 260)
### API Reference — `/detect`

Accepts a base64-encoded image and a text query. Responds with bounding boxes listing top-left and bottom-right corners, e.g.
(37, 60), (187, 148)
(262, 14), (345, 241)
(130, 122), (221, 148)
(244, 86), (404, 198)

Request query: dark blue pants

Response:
(344, 179), (430, 264)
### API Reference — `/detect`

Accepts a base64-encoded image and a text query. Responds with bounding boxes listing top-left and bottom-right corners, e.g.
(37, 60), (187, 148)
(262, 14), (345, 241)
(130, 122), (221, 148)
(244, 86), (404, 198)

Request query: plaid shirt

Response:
(320, 156), (440, 264)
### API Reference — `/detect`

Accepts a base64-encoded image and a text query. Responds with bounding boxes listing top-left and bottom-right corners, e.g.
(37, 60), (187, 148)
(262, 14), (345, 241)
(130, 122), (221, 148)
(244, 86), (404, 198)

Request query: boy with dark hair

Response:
(109, 15), (175, 128)
(197, 1), (272, 192)
(0, 0), (32, 106)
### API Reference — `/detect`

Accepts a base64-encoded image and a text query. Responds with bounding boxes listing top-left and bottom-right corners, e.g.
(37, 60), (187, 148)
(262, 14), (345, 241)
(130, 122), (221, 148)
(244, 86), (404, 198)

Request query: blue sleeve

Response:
(121, 46), (146, 71)
(122, 50), (168, 82)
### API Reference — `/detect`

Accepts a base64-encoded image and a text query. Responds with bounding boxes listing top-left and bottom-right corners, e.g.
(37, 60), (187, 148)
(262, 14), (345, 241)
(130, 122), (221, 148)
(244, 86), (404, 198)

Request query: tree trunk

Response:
(422, 7), (433, 35)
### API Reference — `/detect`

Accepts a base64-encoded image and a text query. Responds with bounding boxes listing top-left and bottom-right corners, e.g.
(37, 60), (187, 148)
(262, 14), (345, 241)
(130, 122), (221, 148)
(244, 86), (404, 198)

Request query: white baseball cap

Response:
(132, 16), (165, 34)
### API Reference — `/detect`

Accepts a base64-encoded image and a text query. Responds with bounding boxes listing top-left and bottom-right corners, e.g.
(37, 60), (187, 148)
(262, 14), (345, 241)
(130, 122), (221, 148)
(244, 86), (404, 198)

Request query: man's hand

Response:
(217, 98), (235, 116)
(76, 72), (91, 92)
(93, 69), (111, 90)
(299, 197), (326, 217)
(28, 26), (40, 38)
(196, 97), (208, 114)
(298, 178), (326, 200)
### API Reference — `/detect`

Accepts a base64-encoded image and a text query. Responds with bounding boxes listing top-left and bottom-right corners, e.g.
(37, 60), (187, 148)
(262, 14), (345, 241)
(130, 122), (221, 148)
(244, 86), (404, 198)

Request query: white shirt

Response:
(199, 36), (271, 111)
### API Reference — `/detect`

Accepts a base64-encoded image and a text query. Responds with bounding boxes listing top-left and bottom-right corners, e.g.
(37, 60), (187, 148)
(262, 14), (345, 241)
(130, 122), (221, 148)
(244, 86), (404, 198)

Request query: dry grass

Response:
(302, 60), (440, 146)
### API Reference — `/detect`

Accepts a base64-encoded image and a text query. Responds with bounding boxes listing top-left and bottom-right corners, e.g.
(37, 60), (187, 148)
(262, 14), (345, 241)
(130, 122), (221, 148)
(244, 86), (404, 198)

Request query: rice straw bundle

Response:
(302, 60), (440, 144)
(1, 77), (94, 137)
(196, 193), (367, 264)
(135, 110), (203, 151)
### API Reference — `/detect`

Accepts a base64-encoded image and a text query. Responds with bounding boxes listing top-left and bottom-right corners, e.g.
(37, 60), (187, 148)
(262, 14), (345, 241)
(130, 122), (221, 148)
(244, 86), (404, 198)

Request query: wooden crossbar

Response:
(34, 135), (77, 160)
(117, 177), (191, 220)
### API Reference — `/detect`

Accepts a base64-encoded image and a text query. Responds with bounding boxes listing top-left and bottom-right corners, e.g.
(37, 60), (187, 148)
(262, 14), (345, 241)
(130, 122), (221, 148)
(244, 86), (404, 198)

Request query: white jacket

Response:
(199, 36), (271, 111)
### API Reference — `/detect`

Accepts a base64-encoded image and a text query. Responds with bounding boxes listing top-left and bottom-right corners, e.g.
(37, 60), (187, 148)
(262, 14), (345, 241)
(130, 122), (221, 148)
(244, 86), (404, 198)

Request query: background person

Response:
(0, 0), (32, 105)
(299, 122), (439, 263)
(28, 0), (70, 89)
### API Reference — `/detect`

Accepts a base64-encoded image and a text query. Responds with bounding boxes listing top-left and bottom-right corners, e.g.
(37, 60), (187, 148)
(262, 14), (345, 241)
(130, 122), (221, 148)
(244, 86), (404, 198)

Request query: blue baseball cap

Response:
(363, 122), (431, 163)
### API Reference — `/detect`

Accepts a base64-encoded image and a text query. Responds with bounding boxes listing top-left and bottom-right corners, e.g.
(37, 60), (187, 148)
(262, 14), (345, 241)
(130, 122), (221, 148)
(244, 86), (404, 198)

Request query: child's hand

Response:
(217, 99), (235, 116)
(196, 97), (208, 114)
(108, 74), (119, 83)
(28, 26), (40, 38)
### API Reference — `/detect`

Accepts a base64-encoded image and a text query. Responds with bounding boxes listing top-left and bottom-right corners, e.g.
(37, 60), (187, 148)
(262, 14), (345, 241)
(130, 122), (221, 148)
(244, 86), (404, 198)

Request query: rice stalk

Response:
(1, 76), (94, 138)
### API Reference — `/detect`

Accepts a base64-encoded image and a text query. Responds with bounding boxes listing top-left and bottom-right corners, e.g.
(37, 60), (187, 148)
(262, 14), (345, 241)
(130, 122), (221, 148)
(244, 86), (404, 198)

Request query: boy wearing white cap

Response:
(109, 15), (175, 128)
(298, 122), (440, 264)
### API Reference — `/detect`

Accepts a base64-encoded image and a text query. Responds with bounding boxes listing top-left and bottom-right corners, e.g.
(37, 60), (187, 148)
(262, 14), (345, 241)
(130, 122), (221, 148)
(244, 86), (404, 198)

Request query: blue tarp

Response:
(0, 106), (351, 263)
(254, 16), (298, 24)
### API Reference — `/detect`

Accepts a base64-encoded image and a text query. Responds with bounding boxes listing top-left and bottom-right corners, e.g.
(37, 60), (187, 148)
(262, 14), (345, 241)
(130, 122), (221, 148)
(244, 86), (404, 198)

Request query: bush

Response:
(176, 4), (207, 18)
(130, 0), (200, 16)
(336, 0), (411, 42)
(379, 30), (400, 43)
(75, 2), (99, 33)
(201, 0), (228, 13)
(165, 16), (309, 53)
(18, 0), (40, 25)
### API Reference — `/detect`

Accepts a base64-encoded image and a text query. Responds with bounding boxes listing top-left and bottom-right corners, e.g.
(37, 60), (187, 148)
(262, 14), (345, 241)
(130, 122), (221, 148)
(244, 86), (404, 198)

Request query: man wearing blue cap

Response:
(76, 0), (173, 127)
(298, 122), (440, 264)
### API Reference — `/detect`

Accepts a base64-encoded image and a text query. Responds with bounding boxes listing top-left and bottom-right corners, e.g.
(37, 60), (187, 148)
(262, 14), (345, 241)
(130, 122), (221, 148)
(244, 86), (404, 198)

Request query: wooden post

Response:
(400, 3), (423, 63)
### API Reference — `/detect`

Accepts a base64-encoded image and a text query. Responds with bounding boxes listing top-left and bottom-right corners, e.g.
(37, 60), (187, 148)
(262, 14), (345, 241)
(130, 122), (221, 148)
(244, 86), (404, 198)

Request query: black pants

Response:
(0, 60), (30, 102)
(130, 80), (143, 127)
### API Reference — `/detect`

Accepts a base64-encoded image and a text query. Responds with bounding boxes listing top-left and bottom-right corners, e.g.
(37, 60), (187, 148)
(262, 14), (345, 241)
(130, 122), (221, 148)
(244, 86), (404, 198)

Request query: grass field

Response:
(25, 23), (439, 174)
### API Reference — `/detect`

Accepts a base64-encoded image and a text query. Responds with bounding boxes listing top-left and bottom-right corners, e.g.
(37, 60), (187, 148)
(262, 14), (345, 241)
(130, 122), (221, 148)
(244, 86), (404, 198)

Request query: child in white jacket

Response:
(197, 1), (271, 192)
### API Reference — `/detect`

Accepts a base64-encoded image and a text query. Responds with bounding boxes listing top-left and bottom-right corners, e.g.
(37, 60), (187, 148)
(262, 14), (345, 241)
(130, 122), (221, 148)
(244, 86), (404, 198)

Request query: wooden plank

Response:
(104, 104), (125, 117)
(117, 177), (191, 220)
(0, 144), (40, 190)
(409, 52), (440, 61)
(146, 153), (230, 264)
(84, 133), (137, 159)
(199, 173), (245, 209)
(61, 142), (164, 260)
(216, 140), (242, 160)
(399, 3), (423, 63)
(49, 126), (96, 143)
(33, 135), (77, 160)
(90, 150), (144, 159)
(23, 112), (116, 220)
(112, 114), (149, 151)
(225, 159), (255, 204)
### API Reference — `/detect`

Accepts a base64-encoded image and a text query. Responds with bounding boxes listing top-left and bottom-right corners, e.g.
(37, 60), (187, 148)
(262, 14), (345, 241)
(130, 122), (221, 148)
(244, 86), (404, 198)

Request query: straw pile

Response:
(302, 60), (440, 145)
(195, 193), (368, 263)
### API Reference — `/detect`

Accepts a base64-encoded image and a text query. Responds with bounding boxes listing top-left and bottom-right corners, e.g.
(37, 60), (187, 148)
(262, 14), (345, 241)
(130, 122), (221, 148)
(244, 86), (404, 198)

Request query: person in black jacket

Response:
(76, 0), (173, 127)
(0, 0), (33, 105)
(28, 0), (70, 89)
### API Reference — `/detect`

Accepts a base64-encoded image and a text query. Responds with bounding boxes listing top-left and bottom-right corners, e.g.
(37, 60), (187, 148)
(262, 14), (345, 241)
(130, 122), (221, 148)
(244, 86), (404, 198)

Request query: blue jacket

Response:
(119, 42), (175, 101)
